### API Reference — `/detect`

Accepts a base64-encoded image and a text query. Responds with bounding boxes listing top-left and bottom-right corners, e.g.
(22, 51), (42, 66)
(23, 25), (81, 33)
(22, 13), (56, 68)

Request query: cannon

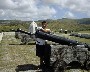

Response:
(35, 30), (90, 49)
(14, 29), (90, 72)
(12, 28), (35, 44)
(13, 21), (37, 44)
(35, 30), (90, 71)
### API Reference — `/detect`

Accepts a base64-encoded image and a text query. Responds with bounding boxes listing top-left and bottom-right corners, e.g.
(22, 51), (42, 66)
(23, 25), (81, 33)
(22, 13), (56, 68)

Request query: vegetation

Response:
(0, 18), (90, 32)
(47, 20), (90, 32)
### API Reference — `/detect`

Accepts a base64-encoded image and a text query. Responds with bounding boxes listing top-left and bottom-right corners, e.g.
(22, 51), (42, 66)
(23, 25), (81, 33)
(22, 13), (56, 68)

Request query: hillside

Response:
(0, 18), (90, 32)
(47, 20), (90, 32)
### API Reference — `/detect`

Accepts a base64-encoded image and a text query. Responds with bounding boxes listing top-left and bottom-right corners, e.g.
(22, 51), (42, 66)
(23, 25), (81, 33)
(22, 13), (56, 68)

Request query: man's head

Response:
(42, 21), (47, 29)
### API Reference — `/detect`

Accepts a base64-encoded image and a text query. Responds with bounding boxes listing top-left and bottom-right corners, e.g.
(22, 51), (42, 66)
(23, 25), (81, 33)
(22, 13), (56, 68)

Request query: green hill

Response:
(0, 18), (90, 32)
(46, 19), (90, 32)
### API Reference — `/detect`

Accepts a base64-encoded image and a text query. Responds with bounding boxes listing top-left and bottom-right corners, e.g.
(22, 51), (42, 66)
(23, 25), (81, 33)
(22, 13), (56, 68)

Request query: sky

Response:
(0, 0), (90, 21)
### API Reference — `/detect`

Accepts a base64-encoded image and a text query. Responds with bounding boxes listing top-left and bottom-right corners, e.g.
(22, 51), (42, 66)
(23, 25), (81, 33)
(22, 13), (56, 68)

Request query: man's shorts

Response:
(36, 44), (45, 57)
(36, 44), (51, 57)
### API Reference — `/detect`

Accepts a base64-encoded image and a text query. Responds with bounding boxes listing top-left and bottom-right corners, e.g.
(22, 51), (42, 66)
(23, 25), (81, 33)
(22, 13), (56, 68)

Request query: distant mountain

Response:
(0, 18), (90, 25)
(0, 20), (32, 25)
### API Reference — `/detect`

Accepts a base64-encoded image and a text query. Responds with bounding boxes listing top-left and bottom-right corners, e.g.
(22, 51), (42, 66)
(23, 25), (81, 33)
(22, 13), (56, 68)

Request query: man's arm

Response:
(40, 29), (51, 33)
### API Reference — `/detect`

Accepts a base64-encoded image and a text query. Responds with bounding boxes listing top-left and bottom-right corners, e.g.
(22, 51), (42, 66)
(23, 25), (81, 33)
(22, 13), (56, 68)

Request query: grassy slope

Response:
(47, 20), (90, 32)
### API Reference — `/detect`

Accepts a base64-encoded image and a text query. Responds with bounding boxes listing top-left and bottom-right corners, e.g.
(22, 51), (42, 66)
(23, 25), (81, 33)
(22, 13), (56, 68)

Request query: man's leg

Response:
(36, 45), (43, 68)
(44, 44), (51, 68)
(44, 55), (50, 67)
(39, 45), (45, 68)
(40, 56), (44, 68)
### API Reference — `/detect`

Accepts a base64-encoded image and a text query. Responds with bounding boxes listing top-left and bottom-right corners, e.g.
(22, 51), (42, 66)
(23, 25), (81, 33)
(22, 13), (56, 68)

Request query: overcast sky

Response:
(0, 0), (90, 21)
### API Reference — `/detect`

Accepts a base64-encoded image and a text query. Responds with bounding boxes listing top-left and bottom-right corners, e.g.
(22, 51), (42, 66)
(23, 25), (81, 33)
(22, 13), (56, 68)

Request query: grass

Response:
(78, 31), (90, 33)
(69, 36), (90, 44)
(56, 33), (90, 44)
(0, 32), (39, 72)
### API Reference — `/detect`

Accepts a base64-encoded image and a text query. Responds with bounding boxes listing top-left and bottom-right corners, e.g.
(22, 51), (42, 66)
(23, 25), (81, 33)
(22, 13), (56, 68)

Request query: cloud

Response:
(43, 0), (90, 16)
(0, 0), (90, 20)
(37, 6), (56, 19)
(63, 11), (76, 19)
(0, 0), (17, 9)
(0, 0), (56, 20)
(0, 9), (5, 16)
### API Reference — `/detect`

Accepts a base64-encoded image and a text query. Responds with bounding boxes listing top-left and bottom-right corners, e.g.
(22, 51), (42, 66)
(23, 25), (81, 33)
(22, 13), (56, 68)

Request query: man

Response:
(36, 21), (51, 68)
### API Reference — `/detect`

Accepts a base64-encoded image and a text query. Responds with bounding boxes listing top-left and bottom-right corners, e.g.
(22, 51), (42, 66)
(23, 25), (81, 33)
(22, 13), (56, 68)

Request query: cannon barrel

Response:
(13, 29), (90, 49)
(35, 30), (90, 49)
(36, 30), (79, 45)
